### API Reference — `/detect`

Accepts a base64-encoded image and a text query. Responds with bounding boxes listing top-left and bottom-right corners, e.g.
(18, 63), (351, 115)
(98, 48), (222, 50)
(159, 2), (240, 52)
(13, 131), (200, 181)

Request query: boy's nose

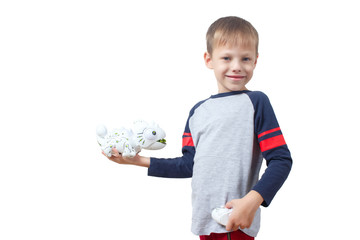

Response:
(231, 61), (243, 72)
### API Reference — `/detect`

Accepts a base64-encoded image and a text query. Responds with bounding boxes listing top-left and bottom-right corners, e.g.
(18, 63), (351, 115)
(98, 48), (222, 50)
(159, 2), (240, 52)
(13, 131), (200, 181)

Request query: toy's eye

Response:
(144, 129), (157, 140)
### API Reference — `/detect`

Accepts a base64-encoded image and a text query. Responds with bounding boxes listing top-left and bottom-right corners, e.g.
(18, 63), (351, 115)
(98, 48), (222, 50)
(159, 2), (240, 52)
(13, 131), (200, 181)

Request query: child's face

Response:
(204, 43), (258, 93)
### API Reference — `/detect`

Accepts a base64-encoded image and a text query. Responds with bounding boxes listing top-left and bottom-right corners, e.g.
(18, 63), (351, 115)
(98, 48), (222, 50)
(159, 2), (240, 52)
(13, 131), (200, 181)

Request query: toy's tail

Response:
(96, 124), (107, 138)
(96, 124), (108, 149)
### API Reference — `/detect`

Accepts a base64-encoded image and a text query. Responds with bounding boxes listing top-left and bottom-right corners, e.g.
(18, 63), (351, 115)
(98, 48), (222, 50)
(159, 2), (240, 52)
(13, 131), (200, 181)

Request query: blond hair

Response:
(206, 16), (259, 55)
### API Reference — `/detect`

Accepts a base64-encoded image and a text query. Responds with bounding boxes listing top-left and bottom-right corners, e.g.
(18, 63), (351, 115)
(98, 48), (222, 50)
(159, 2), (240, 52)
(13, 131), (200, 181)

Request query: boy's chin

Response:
(217, 80), (249, 93)
(217, 85), (248, 93)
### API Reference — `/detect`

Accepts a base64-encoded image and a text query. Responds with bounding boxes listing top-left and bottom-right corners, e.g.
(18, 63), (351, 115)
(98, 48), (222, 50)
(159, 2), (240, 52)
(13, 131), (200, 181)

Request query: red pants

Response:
(199, 230), (254, 240)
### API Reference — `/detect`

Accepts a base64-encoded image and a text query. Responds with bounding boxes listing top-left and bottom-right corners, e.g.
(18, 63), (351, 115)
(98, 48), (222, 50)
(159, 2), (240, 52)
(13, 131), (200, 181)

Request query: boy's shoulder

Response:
(188, 97), (211, 116)
(245, 90), (269, 100)
(187, 90), (272, 116)
(190, 90), (270, 107)
(245, 90), (271, 107)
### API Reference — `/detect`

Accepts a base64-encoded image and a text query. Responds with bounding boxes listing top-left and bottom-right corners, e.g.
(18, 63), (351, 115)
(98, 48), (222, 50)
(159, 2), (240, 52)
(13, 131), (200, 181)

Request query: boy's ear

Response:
(254, 53), (259, 65)
(204, 52), (213, 69)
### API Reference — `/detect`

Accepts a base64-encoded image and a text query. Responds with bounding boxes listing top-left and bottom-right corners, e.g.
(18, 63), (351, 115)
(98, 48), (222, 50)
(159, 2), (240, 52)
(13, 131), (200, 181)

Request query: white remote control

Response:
(211, 207), (233, 226)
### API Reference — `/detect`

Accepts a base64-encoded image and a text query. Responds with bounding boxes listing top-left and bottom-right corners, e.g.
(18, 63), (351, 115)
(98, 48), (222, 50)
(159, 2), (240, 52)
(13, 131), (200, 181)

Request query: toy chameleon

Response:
(96, 120), (166, 158)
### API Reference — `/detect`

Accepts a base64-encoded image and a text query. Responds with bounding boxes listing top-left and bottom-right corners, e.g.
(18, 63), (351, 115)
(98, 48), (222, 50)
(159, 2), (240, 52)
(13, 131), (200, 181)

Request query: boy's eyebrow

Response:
(217, 50), (255, 56)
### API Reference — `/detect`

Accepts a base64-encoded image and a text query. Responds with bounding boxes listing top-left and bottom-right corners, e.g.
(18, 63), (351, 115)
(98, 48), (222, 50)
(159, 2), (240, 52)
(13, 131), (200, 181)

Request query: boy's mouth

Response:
(226, 75), (246, 80)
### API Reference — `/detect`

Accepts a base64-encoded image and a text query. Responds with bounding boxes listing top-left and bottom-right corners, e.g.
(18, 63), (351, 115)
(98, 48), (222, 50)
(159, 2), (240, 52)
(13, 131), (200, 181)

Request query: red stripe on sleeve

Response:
(182, 136), (194, 147)
(182, 132), (194, 147)
(259, 134), (286, 152)
(258, 127), (281, 138)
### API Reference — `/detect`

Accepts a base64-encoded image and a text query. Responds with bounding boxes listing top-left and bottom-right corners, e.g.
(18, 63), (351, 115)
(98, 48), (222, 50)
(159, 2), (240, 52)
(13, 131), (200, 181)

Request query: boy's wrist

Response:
(130, 155), (150, 168)
(245, 190), (264, 209)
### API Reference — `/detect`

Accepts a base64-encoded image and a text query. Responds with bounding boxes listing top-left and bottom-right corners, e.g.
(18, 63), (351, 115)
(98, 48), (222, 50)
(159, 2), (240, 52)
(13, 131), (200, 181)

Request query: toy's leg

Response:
(122, 144), (136, 158)
(103, 145), (113, 157)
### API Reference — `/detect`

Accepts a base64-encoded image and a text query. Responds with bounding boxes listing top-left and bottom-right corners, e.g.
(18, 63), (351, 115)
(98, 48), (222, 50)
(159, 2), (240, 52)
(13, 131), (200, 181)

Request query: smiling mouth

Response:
(226, 75), (245, 79)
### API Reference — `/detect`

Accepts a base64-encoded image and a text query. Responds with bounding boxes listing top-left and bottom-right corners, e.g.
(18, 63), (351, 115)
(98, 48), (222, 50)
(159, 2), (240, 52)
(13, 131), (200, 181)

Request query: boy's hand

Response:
(225, 190), (263, 231)
(102, 148), (150, 168)
(102, 148), (131, 164)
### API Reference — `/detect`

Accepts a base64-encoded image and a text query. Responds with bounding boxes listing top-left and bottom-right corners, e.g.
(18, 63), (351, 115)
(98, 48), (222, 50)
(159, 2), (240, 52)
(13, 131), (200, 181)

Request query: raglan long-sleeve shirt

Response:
(148, 90), (292, 237)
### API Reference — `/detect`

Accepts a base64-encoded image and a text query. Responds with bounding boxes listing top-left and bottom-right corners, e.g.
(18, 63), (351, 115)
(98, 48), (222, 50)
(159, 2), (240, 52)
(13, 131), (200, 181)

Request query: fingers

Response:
(227, 218), (251, 231)
(226, 215), (240, 232)
(111, 148), (121, 157)
(226, 218), (246, 231)
(101, 149), (121, 162)
(101, 149), (120, 158)
(226, 221), (234, 232)
(225, 201), (234, 231)
(225, 201), (233, 209)
(100, 148), (136, 165)
(224, 200), (251, 231)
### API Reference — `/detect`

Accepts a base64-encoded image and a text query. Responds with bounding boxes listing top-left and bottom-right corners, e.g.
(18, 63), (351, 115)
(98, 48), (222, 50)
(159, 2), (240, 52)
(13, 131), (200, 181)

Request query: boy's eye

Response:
(243, 57), (251, 61)
(223, 57), (230, 61)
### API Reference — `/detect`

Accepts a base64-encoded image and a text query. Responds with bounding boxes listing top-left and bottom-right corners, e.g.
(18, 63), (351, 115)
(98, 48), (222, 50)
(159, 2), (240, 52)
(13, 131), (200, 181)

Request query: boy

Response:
(104, 16), (292, 240)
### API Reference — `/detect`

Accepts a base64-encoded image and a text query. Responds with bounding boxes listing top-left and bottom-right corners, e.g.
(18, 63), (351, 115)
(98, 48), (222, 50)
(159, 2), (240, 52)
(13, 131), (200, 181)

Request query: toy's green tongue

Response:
(158, 139), (166, 144)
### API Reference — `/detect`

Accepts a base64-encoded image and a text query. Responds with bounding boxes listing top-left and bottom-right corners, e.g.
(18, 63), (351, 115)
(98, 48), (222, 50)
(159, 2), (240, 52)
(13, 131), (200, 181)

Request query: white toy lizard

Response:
(96, 120), (166, 158)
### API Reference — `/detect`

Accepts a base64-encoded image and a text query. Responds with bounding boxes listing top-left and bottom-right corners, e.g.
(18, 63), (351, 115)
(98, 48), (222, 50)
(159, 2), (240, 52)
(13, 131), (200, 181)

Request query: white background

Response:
(1, 0), (359, 239)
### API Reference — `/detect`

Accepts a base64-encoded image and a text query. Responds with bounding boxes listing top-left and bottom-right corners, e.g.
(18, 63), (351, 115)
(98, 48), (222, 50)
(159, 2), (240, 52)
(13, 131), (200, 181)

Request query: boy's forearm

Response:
(135, 155), (151, 168)
(127, 155), (150, 168)
(252, 156), (292, 207)
(148, 156), (194, 178)
(245, 190), (264, 208)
